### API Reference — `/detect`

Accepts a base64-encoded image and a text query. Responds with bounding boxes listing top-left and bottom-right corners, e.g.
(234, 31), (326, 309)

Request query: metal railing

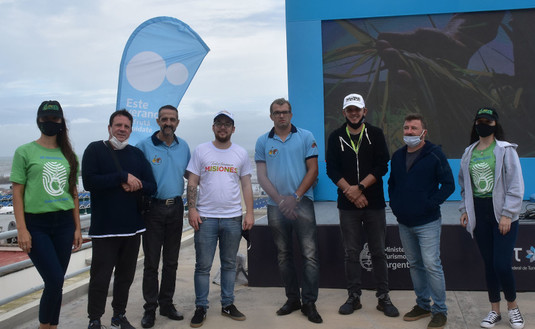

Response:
(0, 197), (268, 306)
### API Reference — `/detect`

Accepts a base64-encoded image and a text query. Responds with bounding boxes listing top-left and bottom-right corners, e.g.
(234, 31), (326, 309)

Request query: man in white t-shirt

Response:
(186, 110), (254, 328)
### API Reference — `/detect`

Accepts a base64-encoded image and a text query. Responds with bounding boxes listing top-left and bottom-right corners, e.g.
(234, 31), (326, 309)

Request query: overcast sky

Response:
(0, 0), (287, 157)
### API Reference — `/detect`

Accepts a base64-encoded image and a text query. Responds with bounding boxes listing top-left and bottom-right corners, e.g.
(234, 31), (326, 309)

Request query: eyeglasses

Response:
(272, 110), (291, 116)
(214, 121), (233, 128)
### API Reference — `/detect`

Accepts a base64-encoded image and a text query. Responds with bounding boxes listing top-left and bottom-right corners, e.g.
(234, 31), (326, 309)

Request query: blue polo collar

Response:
(151, 130), (179, 146)
(268, 124), (298, 138)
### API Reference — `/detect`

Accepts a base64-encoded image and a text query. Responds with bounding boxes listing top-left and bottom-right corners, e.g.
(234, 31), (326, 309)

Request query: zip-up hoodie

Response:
(388, 141), (454, 227)
(326, 122), (389, 210)
(458, 139), (524, 237)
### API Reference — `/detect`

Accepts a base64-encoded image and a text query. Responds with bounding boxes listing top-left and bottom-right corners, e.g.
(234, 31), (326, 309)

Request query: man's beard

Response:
(215, 134), (231, 143)
(161, 126), (175, 137)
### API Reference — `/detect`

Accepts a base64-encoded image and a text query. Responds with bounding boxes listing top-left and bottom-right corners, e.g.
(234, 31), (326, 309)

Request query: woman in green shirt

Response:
(10, 100), (82, 329)
(459, 107), (525, 329)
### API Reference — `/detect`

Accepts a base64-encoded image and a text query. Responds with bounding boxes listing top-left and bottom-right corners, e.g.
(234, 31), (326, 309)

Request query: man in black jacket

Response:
(326, 93), (398, 317)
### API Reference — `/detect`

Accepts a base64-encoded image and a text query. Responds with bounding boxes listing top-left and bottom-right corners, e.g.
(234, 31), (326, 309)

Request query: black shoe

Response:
(88, 319), (104, 329)
(221, 304), (246, 321)
(301, 302), (323, 324)
(160, 304), (184, 320)
(111, 313), (135, 329)
(190, 306), (206, 328)
(141, 311), (155, 328)
(339, 293), (362, 315)
(377, 294), (400, 317)
(428, 312), (447, 329)
(403, 305), (431, 321)
(276, 300), (302, 316)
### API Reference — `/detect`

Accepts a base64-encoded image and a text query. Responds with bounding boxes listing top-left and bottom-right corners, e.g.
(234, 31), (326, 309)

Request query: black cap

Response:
(475, 107), (498, 121)
(37, 100), (63, 119)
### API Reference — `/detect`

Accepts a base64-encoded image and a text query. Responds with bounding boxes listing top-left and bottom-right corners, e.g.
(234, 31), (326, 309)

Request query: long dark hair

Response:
(57, 119), (79, 199)
(469, 121), (505, 144)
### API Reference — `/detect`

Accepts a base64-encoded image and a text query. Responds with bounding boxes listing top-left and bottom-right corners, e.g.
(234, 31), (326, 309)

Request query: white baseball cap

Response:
(213, 110), (234, 123)
(343, 93), (365, 109)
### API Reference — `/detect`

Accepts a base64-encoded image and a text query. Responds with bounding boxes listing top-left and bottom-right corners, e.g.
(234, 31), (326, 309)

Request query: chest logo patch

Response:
(152, 155), (162, 165)
(268, 147), (279, 157)
(42, 161), (67, 196)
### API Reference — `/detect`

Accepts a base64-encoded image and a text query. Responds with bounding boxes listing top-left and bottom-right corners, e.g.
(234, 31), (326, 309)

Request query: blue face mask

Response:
(403, 130), (425, 148)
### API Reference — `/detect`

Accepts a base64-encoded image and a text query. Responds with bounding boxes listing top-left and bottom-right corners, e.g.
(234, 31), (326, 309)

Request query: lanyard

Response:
(346, 124), (365, 155)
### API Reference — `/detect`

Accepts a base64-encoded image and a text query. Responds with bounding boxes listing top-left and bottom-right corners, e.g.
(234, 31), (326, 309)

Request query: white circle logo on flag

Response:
(126, 51), (189, 92)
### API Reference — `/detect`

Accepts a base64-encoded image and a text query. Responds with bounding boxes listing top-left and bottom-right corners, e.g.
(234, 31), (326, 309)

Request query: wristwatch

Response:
(357, 183), (366, 191)
(293, 193), (302, 202)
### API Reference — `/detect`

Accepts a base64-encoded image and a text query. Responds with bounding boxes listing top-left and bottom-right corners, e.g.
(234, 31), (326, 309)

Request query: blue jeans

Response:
(339, 208), (389, 297)
(473, 197), (519, 303)
(25, 210), (75, 325)
(398, 219), (447, 315)
(267, 197), (319, 304)
(194, 216), (242, 308)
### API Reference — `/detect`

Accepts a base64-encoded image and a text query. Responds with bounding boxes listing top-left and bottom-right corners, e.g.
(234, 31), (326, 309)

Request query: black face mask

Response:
(475, 123), (496, 138)
(346, 116), (365, 130)
(38, 121), (63, 136)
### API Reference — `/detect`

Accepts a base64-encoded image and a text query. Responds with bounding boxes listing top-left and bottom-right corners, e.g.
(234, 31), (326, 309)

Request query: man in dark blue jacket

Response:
(388, 113), (454, 329)
(83, 110), (157, 329)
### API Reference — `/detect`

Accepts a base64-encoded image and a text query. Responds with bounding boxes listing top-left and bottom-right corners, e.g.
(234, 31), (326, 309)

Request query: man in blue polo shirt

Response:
(255, 98), (322, 324)
(136, 105), (191, 328)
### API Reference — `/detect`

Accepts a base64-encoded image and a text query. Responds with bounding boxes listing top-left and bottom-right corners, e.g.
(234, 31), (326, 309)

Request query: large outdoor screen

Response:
(322, 9), (535, 158)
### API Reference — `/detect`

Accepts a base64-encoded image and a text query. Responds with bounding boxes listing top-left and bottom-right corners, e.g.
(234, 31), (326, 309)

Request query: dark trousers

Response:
(142, 201), (184, 311)
(473, 197), (519, 303)
(87, 234), (141, 320)
(267, 197), (320, 304)
(26, 210), (74, 325)
(339, 208), (389, 297)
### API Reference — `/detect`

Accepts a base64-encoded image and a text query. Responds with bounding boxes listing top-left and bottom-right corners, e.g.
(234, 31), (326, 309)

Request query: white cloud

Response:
(0, 0), (287, 157)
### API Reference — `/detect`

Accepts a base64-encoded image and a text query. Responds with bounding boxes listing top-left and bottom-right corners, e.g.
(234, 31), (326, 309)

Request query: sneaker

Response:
(221, 304), (246, 321)
(190, 306), (207, 328)
(88, 319), (106, 329)
(301, 302), (323, 324)
(403, 305), (432, 321)
(428, 312), (447, 329)
(338, 293), (362, 315)
(111, 314), (135, 329)
(480, 311), (501, 328)
(377, 294), (399, 317)
(508, 307), (525, 329)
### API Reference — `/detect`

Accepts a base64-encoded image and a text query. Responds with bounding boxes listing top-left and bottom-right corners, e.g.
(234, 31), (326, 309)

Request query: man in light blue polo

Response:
(255, 98), (322, 324)
(136, 105), (190, 328)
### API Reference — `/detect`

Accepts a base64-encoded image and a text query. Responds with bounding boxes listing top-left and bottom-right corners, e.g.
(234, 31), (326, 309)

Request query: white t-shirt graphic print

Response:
(187, 142), (252, 218)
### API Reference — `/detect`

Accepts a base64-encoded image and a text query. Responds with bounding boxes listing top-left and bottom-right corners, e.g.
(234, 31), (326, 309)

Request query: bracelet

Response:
(278, 199), (285, 206)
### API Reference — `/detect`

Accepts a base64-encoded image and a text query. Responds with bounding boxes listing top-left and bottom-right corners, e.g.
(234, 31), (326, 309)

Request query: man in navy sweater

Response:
(388, 113), (454, 329)
(82, 110), (156, 329)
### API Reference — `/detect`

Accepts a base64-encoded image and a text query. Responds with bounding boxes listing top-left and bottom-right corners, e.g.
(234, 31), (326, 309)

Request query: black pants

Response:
(473, 197), (519, 303)
(87, 234), (141, 320)
(142, 201), (184, 311)
(26, 211), (74, 325)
